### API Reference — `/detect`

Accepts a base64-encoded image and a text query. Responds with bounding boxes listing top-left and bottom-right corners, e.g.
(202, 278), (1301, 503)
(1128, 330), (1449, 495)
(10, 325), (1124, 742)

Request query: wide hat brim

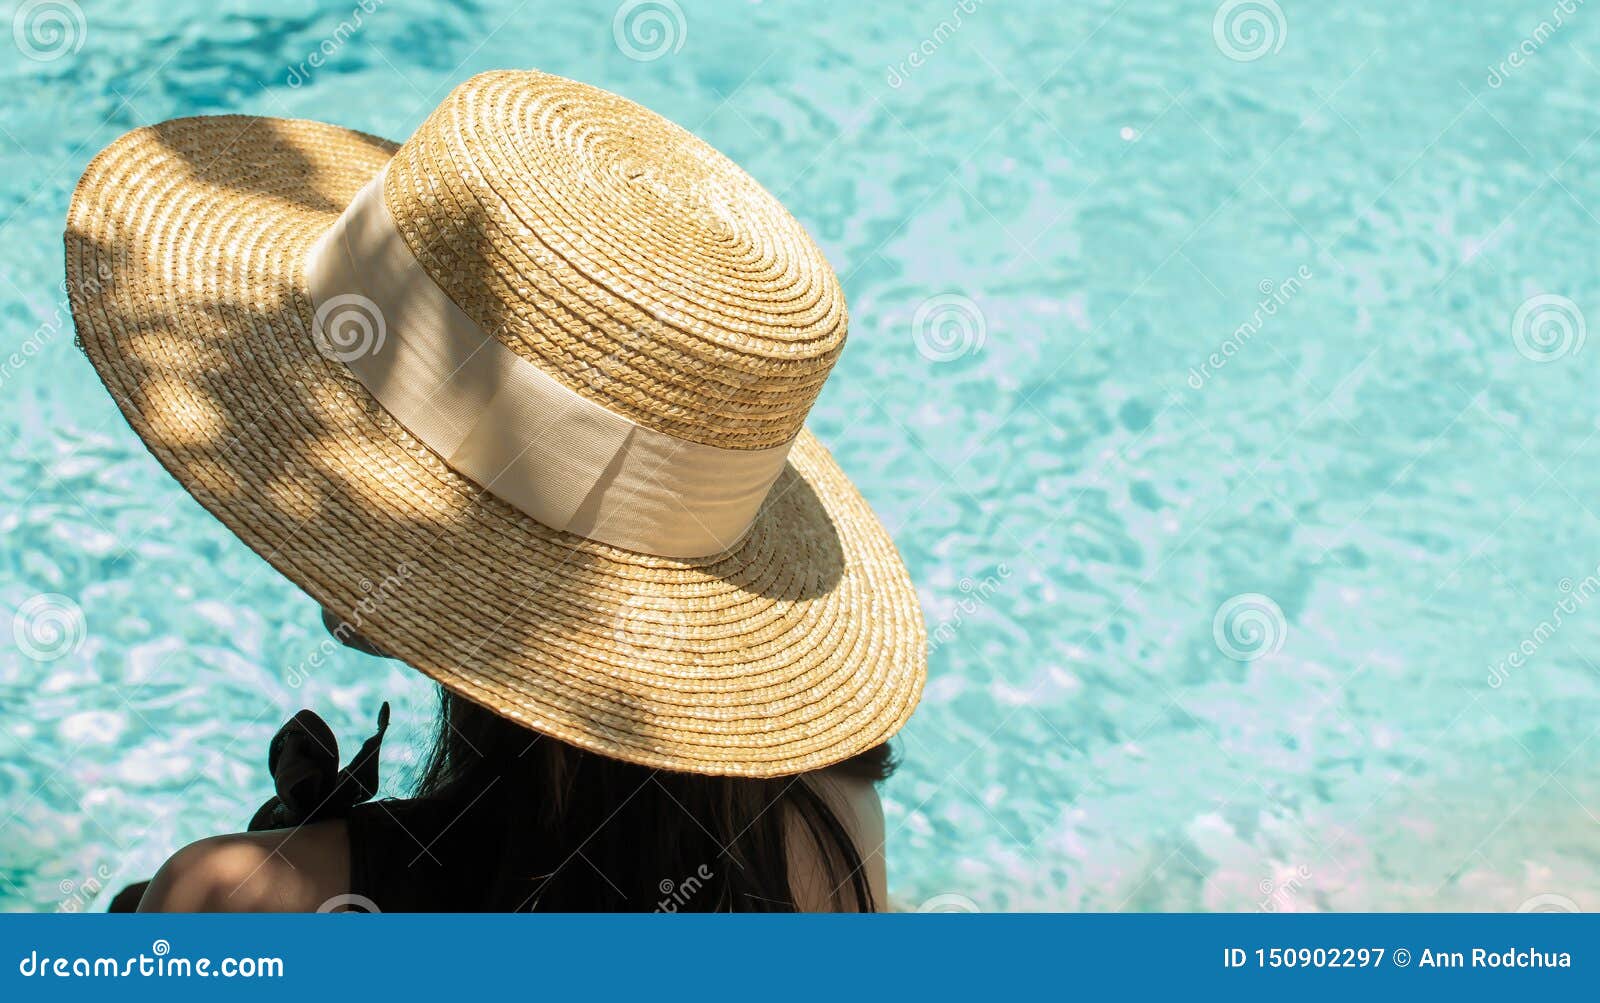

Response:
(65, 114), (925, 777)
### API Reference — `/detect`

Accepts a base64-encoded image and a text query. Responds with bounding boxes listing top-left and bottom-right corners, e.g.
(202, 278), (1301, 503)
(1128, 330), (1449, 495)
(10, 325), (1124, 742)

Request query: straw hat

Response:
(64, 70), (925, 777)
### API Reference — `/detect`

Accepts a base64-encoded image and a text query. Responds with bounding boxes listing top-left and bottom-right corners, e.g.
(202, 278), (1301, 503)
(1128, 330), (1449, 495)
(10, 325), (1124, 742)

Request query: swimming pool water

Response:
(3, 0), (1599, 911)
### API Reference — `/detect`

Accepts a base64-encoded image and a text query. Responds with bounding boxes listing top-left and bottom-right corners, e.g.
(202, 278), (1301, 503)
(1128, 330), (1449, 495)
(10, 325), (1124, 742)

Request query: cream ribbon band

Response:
(302, 168), (792, 559)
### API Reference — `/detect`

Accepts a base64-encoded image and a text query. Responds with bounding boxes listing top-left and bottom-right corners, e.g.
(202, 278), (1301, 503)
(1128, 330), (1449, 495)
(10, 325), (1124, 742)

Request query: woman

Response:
(137, 613), (895, 912)
(67, 71), (925, 911)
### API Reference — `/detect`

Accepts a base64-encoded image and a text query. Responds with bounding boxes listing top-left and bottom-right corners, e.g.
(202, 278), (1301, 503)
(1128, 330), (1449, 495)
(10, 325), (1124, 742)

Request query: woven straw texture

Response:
(64, 71), (925, 777)
(386, 71), (845, 450)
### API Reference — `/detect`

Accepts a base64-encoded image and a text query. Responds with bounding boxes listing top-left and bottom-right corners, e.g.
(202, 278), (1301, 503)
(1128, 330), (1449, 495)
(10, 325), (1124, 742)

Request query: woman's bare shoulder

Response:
(788, 771), (888, 912)
(137, 820), (350, 912)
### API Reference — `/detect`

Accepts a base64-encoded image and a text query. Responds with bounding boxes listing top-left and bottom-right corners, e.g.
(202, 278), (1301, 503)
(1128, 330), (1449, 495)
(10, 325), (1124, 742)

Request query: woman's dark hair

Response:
(410, 687), (895, 912)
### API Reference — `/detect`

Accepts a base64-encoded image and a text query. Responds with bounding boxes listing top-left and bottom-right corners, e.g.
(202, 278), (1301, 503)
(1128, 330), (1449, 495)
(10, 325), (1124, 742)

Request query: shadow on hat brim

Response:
(64, 114), (926, 777)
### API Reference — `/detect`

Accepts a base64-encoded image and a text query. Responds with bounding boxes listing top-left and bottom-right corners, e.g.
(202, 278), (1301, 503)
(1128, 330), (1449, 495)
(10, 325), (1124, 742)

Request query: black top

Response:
(254, 703), (501, 911)
(108, 703), (498, 912)
(109, 703), (856, 912)
(345, 797), (500, 912)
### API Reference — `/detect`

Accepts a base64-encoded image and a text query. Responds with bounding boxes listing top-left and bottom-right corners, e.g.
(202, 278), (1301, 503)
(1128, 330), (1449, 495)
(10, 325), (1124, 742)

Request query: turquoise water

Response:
(4, 0), (1599, 911)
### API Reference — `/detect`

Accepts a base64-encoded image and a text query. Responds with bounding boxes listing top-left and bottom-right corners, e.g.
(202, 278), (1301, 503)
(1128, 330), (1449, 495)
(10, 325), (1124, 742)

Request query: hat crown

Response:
(380, 71), (847, 450)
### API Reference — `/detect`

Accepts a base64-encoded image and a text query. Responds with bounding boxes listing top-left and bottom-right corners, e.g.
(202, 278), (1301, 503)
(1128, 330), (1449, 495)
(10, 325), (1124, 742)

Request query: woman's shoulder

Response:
(789, 770), (887, 911)
(137, 820), (350, 912)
